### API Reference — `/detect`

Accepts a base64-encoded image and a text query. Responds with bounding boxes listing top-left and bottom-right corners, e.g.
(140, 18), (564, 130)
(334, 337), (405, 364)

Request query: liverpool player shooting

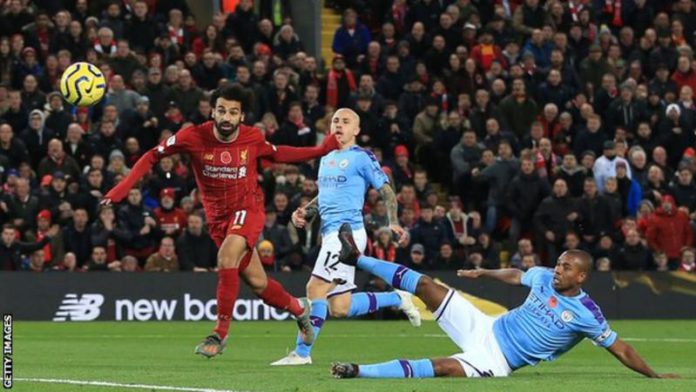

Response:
(101, 85), (339, 358)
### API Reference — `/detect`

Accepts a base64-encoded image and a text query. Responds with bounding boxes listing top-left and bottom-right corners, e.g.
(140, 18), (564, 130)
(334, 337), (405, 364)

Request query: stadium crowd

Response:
(2, 0), (696, 274)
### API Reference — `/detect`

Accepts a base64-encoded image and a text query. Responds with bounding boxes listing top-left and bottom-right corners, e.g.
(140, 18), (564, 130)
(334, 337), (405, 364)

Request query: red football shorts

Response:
(208, 208), (264, 270)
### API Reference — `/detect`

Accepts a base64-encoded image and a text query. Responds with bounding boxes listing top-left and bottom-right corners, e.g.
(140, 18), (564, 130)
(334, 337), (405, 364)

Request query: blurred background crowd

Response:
(2, 0), (696, 275)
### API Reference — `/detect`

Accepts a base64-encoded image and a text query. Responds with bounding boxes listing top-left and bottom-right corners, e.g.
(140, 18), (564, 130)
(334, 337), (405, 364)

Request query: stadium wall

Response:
(1, 272), (695, 321)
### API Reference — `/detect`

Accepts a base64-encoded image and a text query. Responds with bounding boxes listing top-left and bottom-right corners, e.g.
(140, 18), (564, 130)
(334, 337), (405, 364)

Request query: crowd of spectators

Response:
(2, 0), (696, 275)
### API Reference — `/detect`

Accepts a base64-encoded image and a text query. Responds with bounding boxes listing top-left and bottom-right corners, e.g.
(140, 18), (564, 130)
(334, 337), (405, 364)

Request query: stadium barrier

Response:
(1, 271), (695, 321)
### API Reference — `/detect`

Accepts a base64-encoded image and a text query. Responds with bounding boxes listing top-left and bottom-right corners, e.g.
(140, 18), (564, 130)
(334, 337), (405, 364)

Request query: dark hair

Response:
(2, 223), (15, 231)
(563, 249), (593, 273)
(210, 84), (252, 112)
(399, 183), (415, 190)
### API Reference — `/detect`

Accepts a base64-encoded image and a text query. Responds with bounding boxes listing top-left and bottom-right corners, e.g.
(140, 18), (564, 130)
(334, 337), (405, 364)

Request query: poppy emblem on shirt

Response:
(548, 296), (558, 308)
(327, 159), (337, 168)
(221, 151), (232, 164)
(239, 148), (248, 165)
(561, 310), (574, 322)
(339, 159), (349, 169)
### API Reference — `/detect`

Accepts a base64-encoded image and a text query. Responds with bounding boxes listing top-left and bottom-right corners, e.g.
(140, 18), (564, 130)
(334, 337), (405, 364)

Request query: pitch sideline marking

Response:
(16, 333), (696, 343)
(622, 337), (696, 343)
(15, 377), (245, 392)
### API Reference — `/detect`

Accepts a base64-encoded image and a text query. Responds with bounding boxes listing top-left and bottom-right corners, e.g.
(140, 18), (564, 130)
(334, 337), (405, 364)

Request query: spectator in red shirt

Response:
(391, 144), (414, 189)
(371, 226), (397, 262)
(671, 55), (696, 93)
(470, 29), (506, 72)
(154, 188), (188, 238)
(646, 194), (693, 269)
(678, 247), (696, 272)
(35, 209), (62, 265)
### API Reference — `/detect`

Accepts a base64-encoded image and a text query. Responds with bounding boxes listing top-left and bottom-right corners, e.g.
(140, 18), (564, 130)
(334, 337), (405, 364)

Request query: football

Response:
(59, 62), (106, 107)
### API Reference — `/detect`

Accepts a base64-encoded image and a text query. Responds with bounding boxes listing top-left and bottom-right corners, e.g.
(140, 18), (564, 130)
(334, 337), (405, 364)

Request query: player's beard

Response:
(215, 120), (240, 140)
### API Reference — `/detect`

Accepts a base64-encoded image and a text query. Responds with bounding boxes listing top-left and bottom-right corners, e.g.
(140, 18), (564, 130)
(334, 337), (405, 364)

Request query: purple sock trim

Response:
(398, 359), (414, 378)
(367, 292), (378, 313)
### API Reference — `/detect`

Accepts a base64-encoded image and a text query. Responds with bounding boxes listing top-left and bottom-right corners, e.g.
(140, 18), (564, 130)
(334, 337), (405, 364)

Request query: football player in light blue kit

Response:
(271, 108), (420, 366)
(331, 230), (679, 380)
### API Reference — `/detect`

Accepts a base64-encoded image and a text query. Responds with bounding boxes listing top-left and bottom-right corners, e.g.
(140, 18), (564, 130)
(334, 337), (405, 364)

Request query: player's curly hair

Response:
(210, 84), (253, 113)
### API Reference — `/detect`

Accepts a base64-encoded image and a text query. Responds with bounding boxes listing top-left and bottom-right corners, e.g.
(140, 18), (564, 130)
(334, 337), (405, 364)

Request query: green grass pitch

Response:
(10, 320), (695, 391)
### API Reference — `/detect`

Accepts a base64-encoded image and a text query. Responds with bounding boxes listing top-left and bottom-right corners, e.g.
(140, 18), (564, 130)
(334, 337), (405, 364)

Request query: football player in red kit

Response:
(101, 85), (338, 358)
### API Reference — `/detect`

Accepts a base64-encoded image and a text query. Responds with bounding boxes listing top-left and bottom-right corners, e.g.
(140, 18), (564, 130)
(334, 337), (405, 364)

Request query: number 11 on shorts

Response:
(233, 210), (247, 226)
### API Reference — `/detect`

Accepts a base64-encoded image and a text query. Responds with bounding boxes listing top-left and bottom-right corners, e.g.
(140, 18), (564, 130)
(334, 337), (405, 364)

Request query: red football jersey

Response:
(153, 121), (277, 225)
(154, 207), (188, 235)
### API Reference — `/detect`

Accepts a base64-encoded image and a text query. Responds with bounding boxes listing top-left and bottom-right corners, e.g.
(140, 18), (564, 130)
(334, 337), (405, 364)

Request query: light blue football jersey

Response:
(317, 146), (388, 234)
(493, 267), (618, 370)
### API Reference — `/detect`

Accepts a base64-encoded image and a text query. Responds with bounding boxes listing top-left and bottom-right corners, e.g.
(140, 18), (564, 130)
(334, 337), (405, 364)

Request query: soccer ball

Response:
(59, 62), (106, 107)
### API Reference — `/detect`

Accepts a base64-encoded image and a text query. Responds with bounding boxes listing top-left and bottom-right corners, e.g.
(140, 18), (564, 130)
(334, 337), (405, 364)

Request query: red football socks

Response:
(258, 278), (304, 317)
(214, 268), (239, 340)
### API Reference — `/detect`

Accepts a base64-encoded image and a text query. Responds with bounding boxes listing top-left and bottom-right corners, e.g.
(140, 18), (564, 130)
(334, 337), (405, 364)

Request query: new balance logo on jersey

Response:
(53, 294), (104, 321)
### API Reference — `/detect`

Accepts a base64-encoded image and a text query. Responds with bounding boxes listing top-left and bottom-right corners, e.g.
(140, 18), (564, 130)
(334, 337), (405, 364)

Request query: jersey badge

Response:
(239, 148), (248, 164)
(561, 310), (574, 322)
(339, 159), (349, 169)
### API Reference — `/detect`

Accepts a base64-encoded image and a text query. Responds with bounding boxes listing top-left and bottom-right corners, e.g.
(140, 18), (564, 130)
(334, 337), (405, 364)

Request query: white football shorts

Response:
(433, 289), (513, 378)
(311, 227), (367, 297)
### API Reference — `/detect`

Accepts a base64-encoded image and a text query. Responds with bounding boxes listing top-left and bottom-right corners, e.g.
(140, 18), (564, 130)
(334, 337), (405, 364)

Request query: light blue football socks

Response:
(357, 256), (423, 294)
(358, 359), (435, 378)
(347, 292), (401, 317)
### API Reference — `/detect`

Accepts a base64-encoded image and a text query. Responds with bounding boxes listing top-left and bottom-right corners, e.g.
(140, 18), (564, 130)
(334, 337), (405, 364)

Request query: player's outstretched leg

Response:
(271, 296), (327, 366)
(331, 358), (465, 379)
(346, 290), (421, 327)
(195, 236), (245, 358)
(338, 223), (448, 310)
(241, 250), (315, 345)
(272, 288), (420, 366)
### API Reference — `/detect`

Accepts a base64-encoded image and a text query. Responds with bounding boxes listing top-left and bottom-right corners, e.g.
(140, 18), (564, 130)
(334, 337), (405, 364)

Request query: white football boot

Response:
(396, 289), (422, 327)
(270, 350), (313, 366)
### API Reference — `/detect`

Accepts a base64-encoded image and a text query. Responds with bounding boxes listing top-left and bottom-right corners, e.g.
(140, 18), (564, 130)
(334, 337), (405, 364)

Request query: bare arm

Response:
(290, 195), (319, 228)
(606, 338), (679, 378)
(378, 183), (399, 226)
(457, 268), (523, 286)
(379, 183), (408, 246)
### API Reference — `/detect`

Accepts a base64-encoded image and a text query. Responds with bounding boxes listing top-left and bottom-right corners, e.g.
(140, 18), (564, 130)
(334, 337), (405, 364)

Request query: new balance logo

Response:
(53, 294), (104, 321)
